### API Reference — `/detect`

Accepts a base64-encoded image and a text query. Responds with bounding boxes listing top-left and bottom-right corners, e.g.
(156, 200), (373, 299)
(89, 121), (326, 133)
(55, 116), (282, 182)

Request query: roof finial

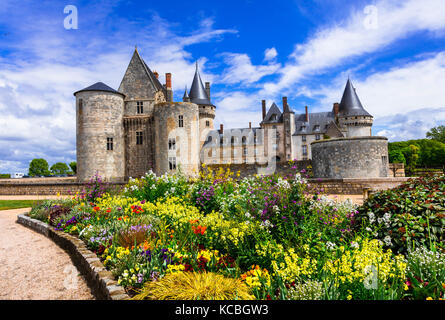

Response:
(195, 61), (198, 71)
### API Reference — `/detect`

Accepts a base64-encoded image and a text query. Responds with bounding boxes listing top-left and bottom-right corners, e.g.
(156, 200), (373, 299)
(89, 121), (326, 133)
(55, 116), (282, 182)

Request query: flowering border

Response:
(16, 213), (130, 300)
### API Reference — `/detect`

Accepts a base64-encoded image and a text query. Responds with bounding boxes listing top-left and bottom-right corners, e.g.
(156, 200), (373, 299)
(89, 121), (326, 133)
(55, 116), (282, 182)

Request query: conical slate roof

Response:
(183, 85), (190, 101)
(73, 82), (125, 97)
(338, 79), (371, 117)
(189, 62), (213, 106)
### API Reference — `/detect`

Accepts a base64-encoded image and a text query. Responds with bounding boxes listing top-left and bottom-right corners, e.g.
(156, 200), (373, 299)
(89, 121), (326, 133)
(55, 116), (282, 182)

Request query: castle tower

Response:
(337, 79), (373, 137)
(74, 82), (125, 182)
(153, 102), (200, 176)
(188, 62), (215, 148)
(282, 96), (295, 161)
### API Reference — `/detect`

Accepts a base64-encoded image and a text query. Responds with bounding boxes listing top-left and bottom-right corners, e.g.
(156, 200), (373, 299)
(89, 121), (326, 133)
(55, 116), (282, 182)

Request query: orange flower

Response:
(93, 206), (100, 212)
(192, 225), (207, 235)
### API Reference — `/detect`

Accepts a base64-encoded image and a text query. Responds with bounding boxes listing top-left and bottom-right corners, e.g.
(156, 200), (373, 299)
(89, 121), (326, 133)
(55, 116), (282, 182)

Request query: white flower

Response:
(383, 235), (392, 246)
(326, 242), (336, 250)
(350, 241), (359, 249)
(367, 212), (375, 224)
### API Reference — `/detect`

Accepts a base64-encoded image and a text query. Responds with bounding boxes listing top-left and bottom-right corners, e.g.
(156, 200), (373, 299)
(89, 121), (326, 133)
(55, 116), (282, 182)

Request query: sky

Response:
(0, 0), (445, 173)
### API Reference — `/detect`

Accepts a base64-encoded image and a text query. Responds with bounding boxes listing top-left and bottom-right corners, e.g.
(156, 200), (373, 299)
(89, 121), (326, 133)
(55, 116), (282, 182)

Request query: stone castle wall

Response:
(124, 116), (155, 179)
(154, 102), (200, 176)
(311, 136), (389, 179)
(76, 91), (125, 182)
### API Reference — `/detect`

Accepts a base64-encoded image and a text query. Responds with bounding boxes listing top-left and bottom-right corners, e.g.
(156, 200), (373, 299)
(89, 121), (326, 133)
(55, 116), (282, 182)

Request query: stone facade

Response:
(74, 48), (391, 182)
(311, 137), (390, 179)
(75, 90), (125, 182)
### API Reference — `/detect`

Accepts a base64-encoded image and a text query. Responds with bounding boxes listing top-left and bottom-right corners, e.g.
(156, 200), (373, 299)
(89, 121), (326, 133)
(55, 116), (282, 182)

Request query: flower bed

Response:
(28, 168), (445, 300)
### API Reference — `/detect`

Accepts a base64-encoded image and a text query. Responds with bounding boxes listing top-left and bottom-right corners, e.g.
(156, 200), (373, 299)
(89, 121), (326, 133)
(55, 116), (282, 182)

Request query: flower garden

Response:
(28, 167), (445, 300)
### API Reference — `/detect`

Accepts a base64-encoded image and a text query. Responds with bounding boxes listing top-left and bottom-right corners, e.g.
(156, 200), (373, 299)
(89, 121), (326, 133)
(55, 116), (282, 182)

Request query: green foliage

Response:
(50, 162), (70, 175)
(388, 139), (445, 170)
(405, 247), (445, 300)
(0, 173), (11, 178)
(426, 125), (445, 144)
(389, 149), (406, 164)
(355, 175), (445, 254)
(69, 161), (77, 174)
(28, 158), (50, 177)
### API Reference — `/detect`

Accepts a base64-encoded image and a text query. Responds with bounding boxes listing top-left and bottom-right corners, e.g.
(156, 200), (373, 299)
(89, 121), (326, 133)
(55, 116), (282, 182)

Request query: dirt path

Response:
(0, 208), (94, 300)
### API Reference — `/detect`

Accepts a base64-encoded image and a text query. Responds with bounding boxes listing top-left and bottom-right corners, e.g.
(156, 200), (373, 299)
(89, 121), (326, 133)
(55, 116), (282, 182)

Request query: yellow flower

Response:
(426, 297), (433, 300)
(347, 294), (352, 300)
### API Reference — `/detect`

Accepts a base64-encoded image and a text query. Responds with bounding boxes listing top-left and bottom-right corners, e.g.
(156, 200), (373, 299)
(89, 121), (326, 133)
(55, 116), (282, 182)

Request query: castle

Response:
(74, 48), (389, 182)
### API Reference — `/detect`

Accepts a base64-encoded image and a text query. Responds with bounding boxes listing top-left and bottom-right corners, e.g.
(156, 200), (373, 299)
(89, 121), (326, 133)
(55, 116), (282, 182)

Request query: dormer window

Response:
(314, 125), (320, 131)
(271, 114), (277, 121)
(300, 126), (306, 131)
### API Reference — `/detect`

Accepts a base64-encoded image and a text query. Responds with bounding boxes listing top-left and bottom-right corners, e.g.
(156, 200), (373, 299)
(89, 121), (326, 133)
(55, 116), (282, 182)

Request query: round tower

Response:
(153, 102), (200, 176)
(186, 63), (216, 148)
(337, 79), (373, 137)
(74, 82), (125, 182)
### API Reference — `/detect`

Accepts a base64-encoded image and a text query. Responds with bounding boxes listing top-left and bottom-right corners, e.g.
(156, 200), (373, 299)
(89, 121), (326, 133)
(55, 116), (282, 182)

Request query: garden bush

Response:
(29, 169), (445, 300)
(355, 175), (445, 253)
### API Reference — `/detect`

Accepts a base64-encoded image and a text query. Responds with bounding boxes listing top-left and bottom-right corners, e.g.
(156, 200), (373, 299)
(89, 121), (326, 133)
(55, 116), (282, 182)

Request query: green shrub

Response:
(355, 175), (445, 253)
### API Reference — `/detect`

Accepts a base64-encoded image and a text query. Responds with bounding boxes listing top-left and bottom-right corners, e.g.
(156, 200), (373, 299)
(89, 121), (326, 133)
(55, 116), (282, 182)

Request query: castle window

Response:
(300, 126), (306, 131)
(382, 155), (387, 165)
(233, 149), (238, 156)
(272, 125), (277, 129)
(168, 138), (176, 150)
(178, 115), (184, 127)
(136, 132), (143, 145)
(107, 137), (113, 151)
(302, 145), (308, 156)
(315, 134), (321, 140)
(272, 144), (278, 150)
(206, 120), (210, 127)
(168, 157), (176, 170)
(243, 147), (247, 155)
(137, 101), (143, 114)
(314, 125), (320, 131)
(302, 135), (306, 142)
(242, 137), (247, 145)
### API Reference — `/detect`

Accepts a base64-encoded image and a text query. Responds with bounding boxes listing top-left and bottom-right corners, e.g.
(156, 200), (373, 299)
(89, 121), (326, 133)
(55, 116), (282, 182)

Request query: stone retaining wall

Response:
(16, 213), (129, 300)
(307, 177), (409, 195)
(1, 173), (409, 196)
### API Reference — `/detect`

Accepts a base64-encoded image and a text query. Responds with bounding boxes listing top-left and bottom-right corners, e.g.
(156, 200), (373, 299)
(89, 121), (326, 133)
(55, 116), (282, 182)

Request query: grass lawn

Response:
(0, 200), (43, 211)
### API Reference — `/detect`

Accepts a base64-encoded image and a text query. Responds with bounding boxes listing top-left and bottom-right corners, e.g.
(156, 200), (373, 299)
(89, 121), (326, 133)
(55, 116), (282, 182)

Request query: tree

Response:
(403, 144), (420, 175)
(69, 161), (77, 174)
(28, 158), (50, 177)
(426, 125), (445, 144)
(389, 149), (406, 164)
(50, 162), (70, 175)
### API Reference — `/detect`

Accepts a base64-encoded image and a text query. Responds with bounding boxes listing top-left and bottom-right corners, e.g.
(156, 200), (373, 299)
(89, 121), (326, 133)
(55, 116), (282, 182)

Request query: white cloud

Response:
(264, 47), (278, 61)
(261, 0), (445, 96)
(219, 53), (280, 85)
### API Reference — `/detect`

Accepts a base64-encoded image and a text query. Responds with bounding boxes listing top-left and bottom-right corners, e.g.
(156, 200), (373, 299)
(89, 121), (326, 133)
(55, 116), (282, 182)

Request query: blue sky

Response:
(1, 0), (445, 173)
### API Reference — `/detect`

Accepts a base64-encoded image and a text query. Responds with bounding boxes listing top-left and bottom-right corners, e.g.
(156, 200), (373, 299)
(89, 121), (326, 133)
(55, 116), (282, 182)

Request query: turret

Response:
(188, 62), (215, 148)
(337, 79), (373, 137)
(74, 82), (125, 182)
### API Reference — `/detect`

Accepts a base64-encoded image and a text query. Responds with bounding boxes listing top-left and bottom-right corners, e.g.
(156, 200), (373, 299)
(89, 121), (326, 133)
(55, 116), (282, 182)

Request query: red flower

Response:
(266, 295), (271, 300)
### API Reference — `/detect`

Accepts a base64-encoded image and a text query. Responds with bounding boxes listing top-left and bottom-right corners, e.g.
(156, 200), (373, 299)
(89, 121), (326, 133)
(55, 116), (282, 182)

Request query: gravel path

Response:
(0, 208), (94, 300)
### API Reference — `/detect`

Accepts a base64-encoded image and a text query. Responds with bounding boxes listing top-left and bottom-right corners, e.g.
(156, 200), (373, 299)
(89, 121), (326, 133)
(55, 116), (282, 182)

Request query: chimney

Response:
(282, 96), (288, 113)
(153, 71), (159, 79)
(262, 100), (266, 120)
(249, 122), (251, 129)
(165, 73), (172, 89)
(205, 82), (211, 100)
(165, 73), (173, 102)
(333, 102), (339, 117)
(305, 106), (309, 122)
(220, 124), (224, 134)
